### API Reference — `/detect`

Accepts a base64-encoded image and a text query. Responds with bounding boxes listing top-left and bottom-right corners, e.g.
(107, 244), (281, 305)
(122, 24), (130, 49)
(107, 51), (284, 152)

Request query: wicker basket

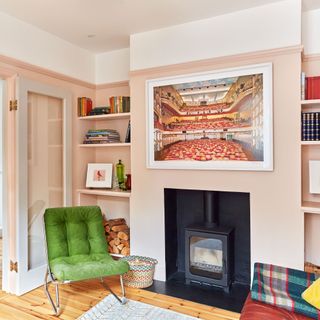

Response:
(121, 255), (158, 288)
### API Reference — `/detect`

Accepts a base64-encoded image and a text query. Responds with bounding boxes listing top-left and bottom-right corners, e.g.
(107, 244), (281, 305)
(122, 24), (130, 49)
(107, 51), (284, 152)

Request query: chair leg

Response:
(120, 274), (125, 298)
(44, 269), (61, 316)
(100, 276), (127, 305)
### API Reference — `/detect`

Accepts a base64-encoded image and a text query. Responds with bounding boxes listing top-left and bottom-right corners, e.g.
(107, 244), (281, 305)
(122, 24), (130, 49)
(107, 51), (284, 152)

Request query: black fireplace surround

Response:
(165, 188), (250, 289)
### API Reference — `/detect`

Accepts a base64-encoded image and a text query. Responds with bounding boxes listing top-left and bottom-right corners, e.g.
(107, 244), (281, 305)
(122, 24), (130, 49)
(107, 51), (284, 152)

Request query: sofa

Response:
(240, 295), (313, 319)
(240, 263), (319, 320)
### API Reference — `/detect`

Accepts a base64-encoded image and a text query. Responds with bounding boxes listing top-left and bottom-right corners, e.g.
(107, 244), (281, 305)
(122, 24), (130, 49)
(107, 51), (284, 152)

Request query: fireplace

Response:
(164, 188), (250, 288)
(185, 191), (234, 291)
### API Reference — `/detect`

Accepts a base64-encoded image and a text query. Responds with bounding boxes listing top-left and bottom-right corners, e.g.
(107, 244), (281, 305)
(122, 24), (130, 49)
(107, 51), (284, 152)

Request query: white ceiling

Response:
(0, 0), (319, 54)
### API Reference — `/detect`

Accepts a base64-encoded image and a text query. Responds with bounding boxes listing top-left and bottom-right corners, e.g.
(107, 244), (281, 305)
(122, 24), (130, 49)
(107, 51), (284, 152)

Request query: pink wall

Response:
(129, 48), (303, 280)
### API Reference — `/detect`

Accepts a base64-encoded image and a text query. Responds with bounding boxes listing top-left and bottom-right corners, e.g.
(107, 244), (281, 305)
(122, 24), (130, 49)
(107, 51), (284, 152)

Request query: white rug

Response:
(78, 294), (198, 320)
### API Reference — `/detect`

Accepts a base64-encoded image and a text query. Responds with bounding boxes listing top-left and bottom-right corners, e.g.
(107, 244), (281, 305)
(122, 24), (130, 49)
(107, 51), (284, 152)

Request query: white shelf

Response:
(77, 188), (131, 198)
(110, 253), (125, 258)
(301, 141), (320, 145)
(302, 201), (320, 214)
(78, 113), (130, 121)
(78, 143), (131, 148)
(301, 99), (320, 106)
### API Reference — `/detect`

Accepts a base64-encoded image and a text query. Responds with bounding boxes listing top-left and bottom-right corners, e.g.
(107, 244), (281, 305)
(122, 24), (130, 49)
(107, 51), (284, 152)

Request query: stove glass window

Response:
(189, 236), (223, 279)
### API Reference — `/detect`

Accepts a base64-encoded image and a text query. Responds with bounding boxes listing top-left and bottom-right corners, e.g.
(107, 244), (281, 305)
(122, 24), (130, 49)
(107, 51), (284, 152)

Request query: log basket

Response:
(121, 255), (158, 288)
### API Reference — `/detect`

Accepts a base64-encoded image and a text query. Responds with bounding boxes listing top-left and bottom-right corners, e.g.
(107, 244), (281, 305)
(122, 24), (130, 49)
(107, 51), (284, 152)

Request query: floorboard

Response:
(0, 277), (240, 319)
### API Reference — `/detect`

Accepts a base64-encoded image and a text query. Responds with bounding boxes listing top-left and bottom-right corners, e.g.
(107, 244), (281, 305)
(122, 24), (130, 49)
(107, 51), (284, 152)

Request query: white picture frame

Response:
(146, 63), (273, 171)
(86, 163), (113, 188)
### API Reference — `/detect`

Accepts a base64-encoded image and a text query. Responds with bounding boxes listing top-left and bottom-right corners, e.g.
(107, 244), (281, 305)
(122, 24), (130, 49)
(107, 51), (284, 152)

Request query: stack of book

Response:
(89, 106), (110, 116)
(109, 96), (130, 113)
(301, 112), (320, 141)
(78, 97), (92, 116)
(301, 73), (320, 100)
(83, 129), (121, 144)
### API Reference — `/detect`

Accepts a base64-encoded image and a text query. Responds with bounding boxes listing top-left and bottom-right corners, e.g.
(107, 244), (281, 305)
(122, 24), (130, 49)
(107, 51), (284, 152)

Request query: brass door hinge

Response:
(9, 99), (18, 111)
(10, 260), (18, 273)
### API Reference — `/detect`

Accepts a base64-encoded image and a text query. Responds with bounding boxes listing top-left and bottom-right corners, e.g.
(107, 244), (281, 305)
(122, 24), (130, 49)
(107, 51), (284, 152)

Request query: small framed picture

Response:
(86, 163), (113, 188)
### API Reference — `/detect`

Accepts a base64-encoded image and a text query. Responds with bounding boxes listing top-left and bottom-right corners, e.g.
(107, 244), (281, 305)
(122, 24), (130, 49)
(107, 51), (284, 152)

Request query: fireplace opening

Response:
(185, 191), (234, 291)
(164, 189), (250, 290)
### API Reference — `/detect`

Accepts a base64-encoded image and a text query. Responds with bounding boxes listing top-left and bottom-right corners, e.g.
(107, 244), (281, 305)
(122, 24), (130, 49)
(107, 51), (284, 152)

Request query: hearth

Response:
(185, 191), (234, 291)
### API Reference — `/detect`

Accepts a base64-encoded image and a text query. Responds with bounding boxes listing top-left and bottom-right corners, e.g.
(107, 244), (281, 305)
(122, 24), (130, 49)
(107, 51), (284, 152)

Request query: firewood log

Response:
(104, 226), (111, 233)
(120, 239), (129, 247)
(112, 245), (120, 254)
(118, 231), (129, 240)
(109, 239), (116, 247)
(114, 238), (120, 246)
(121, 247), (130, 256)
(111, 224), (129, 232)
(105, 218), (126, 228)
(117, 244), (124, 251)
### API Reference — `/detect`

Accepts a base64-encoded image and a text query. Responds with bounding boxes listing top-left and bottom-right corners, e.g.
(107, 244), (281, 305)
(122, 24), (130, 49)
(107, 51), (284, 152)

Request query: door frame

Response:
(1, 78), (9, 292)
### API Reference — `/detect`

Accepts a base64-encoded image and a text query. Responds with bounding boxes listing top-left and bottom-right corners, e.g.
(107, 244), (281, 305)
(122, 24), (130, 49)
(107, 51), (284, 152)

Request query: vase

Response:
(125, 174), (131, 191)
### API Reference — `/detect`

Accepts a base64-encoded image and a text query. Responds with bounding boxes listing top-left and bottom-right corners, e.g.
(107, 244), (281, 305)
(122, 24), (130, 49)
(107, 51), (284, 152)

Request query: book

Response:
(89, 106), (110, 116)
(125, 120), (131, 143)
(83, 128), (121, 144)
(301, 112), (320, 141)
(77, 97), (93, 116)
(108, 96), (130, 113)
(306, 76), (320, 100)
(301, 72), (306, 100)
(302, 112), (306, 141)
(316, 113), (320, 141)
(310, 112), (315, 141)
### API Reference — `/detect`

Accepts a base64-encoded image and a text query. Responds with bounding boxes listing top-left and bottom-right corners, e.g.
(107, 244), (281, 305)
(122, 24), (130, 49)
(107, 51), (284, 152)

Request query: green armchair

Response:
(43, 206), (129, 316)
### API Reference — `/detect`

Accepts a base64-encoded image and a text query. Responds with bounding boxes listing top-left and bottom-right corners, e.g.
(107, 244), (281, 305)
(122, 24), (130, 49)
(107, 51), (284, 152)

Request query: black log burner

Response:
(185, 191), (234, 292)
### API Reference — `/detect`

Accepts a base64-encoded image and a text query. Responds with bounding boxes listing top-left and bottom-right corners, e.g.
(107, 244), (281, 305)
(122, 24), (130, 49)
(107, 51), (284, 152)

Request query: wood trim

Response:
(129, 45), (303, 77)
(0, 54), (96, 89)
(0, 66), (17, 79)
(303, 53), (320, 62)
(96, 80), (129, 90)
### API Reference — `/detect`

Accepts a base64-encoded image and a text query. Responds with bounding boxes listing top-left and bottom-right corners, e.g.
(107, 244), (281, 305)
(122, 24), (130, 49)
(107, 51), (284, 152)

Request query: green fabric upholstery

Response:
(44, 206), (129, 282)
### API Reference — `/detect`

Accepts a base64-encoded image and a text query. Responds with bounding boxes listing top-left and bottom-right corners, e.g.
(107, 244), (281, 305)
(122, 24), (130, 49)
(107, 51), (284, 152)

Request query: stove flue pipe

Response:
(203, 191), (219, 227)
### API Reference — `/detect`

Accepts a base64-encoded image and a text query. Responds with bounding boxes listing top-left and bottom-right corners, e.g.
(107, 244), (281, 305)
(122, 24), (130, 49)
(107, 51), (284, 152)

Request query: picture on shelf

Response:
(146, 63), (273, 171)
(93, 170), (106, 182)
(86, 163), (113, 188)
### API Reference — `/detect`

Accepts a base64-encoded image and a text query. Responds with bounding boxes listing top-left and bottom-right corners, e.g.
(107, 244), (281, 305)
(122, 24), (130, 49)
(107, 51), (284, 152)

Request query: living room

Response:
(0, 0), (320, 319)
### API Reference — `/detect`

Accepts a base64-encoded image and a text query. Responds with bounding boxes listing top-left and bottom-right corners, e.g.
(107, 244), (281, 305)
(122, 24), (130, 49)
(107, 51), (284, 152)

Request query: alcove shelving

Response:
(300, 63), (320, 272)
(74, 81), (131, 258)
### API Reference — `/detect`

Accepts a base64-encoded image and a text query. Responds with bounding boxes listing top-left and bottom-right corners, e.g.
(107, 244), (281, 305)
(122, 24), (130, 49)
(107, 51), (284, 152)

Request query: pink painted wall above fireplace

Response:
(129, 47), (302, 281)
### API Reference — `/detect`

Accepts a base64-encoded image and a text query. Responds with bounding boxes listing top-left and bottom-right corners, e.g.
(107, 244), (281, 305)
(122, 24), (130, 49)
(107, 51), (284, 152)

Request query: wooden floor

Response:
(0, 277), (240, 320)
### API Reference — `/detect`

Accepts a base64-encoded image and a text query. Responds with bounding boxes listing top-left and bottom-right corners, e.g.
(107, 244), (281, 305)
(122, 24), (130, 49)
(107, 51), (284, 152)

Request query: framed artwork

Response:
(146, 63), (273, 171)
(86, 163), (113, 188)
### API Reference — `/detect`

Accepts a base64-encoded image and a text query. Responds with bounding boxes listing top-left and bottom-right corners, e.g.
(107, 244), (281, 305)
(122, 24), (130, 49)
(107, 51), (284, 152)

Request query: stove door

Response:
(189, 236), (223, 280)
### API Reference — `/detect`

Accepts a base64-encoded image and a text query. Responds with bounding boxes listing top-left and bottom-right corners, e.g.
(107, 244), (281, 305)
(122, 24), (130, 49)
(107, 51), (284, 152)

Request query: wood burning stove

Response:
(185, 191), (234, 291)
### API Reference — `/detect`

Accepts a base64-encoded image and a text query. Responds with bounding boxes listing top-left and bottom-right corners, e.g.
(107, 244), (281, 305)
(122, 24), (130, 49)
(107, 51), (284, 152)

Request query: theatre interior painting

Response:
(152, 73), (264, 163)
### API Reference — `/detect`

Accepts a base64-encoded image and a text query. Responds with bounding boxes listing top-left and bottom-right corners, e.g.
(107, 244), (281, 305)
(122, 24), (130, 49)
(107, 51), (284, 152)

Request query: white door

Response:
(13, 76), (72, 295)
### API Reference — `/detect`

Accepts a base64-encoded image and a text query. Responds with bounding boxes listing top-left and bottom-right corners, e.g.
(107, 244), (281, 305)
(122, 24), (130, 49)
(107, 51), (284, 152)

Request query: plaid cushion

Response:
(251, 263), (320, 319)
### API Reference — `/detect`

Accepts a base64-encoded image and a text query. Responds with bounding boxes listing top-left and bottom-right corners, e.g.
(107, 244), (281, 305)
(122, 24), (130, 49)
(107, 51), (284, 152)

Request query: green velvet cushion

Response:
(44, 206), (129, 281)
(50, 254), (129, 281)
